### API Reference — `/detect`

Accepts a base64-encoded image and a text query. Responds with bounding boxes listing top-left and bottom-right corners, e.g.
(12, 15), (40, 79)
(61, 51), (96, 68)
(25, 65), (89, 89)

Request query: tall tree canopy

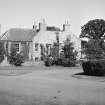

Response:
(80, 19), (105, 59)
(80, 19), (105, 40)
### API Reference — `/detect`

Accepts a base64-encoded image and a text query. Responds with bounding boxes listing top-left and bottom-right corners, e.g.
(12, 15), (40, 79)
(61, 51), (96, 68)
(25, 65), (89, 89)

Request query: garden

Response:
(0, 19), (105, 77)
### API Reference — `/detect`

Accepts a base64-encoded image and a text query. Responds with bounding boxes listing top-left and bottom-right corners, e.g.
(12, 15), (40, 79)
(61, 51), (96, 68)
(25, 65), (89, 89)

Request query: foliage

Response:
(50, 42), (59, 61)
(0, 41), (5, 63)
(80, 19), (105, 59)
(61, 38), (77, 66)
(44, 56), (54, 66)
(80, 19), (105, 75)
(44, 42), (59, 66)
(44, 36), (77, 67)
(8, 47), (24, 66)
(84, 39), (105, 59)
(80, 19), (105, 40)
(82, 60), (105, 76)
(44, 32), (60, 66)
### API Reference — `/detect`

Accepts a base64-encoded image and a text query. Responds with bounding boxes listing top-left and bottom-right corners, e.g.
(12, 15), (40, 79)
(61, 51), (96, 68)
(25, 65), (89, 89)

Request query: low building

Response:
(1, 28), (36, 61)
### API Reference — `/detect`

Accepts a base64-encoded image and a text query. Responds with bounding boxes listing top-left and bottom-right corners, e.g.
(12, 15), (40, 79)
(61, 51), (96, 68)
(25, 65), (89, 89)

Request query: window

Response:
(6, 43), (8, 51)
(35, 43), (38, 51)
(14, 43), (19, 52)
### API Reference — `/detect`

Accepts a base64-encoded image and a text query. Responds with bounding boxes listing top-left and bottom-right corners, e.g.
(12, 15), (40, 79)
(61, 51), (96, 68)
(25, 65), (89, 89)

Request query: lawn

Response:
(0, 63), (105, 105)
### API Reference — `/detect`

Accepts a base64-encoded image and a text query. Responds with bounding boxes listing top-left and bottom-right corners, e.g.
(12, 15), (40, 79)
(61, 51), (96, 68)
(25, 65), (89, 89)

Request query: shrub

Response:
(62, 58), (76, 67)
(82, 60), (105, 76)
(8, 47), (24, 66)
(44, 56), (54, 67)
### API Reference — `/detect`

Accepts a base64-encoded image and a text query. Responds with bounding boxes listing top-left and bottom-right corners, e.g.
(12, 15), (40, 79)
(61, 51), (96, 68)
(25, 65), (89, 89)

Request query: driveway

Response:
(0, 65), (105, 105)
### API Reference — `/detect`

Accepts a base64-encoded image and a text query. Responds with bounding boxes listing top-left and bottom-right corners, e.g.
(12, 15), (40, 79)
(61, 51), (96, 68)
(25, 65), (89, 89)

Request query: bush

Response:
(44, 56), (54, 67)
(8, 53), (24, 66)
(8, 48), (24, 66)
(82, 61), (92, 75)
(55, 58), (62, 65)
(62, 58), (76, 67)
(82, 60), (105, 76)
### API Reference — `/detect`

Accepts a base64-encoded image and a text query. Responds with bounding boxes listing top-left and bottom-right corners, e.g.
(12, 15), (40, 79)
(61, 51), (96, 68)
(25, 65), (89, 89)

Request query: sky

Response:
(0, 0), (105, 36)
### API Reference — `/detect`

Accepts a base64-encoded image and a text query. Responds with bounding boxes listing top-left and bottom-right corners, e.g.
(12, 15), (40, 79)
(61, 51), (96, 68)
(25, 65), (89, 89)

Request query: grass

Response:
(0, 63), (81, 76)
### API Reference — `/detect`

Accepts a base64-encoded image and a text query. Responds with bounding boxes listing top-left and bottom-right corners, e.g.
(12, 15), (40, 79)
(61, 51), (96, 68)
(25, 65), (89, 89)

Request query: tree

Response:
(62, 38), (77, 66)
(80, 19), (105, 59)
(0, 41), (5, 63)
(84, 39), (105, 59)
(80, 19), (105, 40)
(80, 19), (105, 75)
(63, 38), (74, 58)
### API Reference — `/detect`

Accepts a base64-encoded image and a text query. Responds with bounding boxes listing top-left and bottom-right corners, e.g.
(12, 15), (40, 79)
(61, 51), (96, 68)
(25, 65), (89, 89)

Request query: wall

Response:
(4, 41), (31, 61)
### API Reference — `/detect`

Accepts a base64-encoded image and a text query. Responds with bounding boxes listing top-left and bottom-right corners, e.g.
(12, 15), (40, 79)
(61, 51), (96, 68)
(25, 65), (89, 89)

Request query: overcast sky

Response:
(0, 0), (105, 36)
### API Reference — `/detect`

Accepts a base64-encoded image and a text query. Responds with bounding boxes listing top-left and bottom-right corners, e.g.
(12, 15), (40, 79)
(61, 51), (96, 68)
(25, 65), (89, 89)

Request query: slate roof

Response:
(1, 28), (36, 41)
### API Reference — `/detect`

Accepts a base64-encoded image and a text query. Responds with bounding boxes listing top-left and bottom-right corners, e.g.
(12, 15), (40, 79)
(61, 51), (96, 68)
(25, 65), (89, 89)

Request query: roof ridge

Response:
(9, 28), (34, 31)
(1, 28), (36, 41)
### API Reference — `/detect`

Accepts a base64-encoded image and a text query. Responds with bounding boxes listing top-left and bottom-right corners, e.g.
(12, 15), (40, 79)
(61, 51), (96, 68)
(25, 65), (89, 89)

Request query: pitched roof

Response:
(1, 28), (36, 41)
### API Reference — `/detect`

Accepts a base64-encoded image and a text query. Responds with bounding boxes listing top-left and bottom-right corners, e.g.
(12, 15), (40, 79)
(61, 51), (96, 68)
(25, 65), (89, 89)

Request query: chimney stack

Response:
(63, 20), (71, 32)
(39, 19), (46, 31)
(33, 21), (37, 31)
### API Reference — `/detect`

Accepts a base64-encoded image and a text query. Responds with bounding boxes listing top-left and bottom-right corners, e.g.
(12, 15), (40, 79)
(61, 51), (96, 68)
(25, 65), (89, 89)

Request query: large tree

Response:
(80, 19), (105, 40)
(80, 19), (105, 59)
(80, 19), (105, 75)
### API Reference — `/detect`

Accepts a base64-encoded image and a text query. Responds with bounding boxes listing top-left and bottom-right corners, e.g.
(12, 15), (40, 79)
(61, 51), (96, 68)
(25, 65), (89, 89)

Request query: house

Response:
(1, 20), (81, 62)
(32, 20), (81, 61)
(1, 28), (36, 61)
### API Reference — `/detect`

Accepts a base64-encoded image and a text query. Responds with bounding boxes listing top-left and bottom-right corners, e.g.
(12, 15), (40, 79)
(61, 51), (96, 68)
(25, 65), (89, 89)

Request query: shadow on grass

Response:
(74, 72), (105, 77)
(72, 72), (105, 82)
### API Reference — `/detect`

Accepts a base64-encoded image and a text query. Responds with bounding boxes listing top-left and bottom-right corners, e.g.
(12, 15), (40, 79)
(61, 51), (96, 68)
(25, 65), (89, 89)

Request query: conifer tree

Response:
(62, 38), (77, 66)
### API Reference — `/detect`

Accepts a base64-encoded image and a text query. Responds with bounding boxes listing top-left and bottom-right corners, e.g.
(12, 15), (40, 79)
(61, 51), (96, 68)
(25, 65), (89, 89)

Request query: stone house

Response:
(1, 20), (81, 62)
(32, 20), (81, 61)
(1, 28), (36, 61)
